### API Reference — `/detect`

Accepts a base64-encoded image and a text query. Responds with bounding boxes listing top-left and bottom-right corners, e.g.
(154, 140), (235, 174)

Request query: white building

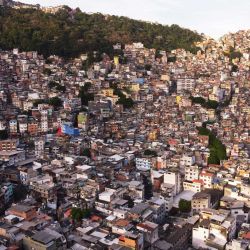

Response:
(185, 165), (200, 181)
(0, 150), (25, 166)
(1, 183), (13, 204)
(0, 119), (6, 130)
(192, 220), (210, 249)
(183, 180), (203, 193)
(164, 171), (181, 196)
(160, 183), (175, 212)
(180, 155), (195, 167)
(199, 171), (214, 189)
(192, 209), (236, 250)
(149, 197), (166, 224)
(177, 78), (196, 94)
(9, 120), (18, 134)
(136, 157), (153, 171)
(35, 138), (45, 158)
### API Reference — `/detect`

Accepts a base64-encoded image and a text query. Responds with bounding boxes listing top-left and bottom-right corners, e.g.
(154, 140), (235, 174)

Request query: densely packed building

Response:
(0, 29), (249, 250)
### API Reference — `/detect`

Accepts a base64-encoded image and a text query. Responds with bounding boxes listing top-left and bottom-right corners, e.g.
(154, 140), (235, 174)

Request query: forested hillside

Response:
(0, 5), (202, 58)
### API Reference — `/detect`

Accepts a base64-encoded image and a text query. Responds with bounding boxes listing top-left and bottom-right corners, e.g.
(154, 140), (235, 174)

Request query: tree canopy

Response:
(78, 83), (94, 106)
(0, 130), (8, 140)
(179, 199), (191, 213)
(70, 207), (91, 222)
(0, 6), (201, 59)
(197, 127), (227, 165)
(144, 149), (157, 157)
(33, 96), (62, 109)
(190, 96), (219, 109)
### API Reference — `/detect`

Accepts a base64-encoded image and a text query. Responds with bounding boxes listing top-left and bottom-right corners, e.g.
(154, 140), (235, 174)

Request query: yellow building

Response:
(148, 130), (157, 141)
(176, 95), (182, 104)
(130, 83), (140, 92)
(207, 109), (215, 121)
(160, 74), (170, 81)
(114, 56), (119, 66)
(118, 233), (144, 250)
(101, 88), (114, 97)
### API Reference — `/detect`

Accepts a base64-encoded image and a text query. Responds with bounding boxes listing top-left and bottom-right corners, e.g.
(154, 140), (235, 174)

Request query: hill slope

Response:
(0, 5), (202, 58)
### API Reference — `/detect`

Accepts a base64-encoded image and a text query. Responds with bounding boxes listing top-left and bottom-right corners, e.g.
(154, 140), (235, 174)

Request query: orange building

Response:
(6, 205), (37, 221)
(118, 233), (144, 250)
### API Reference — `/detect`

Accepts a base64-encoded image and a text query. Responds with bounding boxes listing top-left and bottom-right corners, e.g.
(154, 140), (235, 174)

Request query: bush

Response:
(197, 127), (227, 164)
(0, 7), (201, 59)
(82, 148), (91, 158)
(48, 97), (62, 108)
(144, 149), (157, 157)
(71, 207), (91, 222)
(190, 96), (218, 109)
(117, 97), (134, 109)
(43, 68), (52, 75)
(179, 199), (191, 213)
(0, 130), (8, 140)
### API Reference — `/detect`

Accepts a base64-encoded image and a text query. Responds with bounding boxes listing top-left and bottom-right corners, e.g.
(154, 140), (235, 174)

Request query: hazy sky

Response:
(23, 0), (250, 39)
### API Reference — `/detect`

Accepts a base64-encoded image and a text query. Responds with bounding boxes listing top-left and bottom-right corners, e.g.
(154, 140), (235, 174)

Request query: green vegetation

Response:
(231, 64), (239, 73)
(167, 55), (177, 63)
(33, 96), (62, 109)
(190, 96), (219, 109)
(142, 174), (153, 200)
(145, 64), (152, 71)
(179, 199), (191, 213)
(0, 6), (201, 59)
(82, 148), (91, 158)
(111, 84), (134, 109)
(13, 184), (28, 202)
(197, 127), (227, 165)
(70, 207), (91, 222)
(48, 97), (63, 108)
(0, 130), (8, 140)
(226, 46), (243, 61)
(117, 97), (134, 109)
(205, 100), (219, 109)
(190, 96), (206, 105)
(78, 83), (94, 106)
(48, 81), (66, 92)
(144, 149), (157, 157)
(43, 68), (52, 75)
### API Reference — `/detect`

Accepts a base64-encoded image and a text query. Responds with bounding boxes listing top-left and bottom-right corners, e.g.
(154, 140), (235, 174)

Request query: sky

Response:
(22, 0), (250, 39)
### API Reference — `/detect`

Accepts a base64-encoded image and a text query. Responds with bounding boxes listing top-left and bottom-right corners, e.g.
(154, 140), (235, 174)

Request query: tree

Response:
(0, 130), (8, 140)
(0, 7), (201, 59)
(197, 127), (210, 136)
(142, 175), (153, 200)
(48, 97), (62, 108)
(43, 68), (52, 75)
(231, 64), (238, 73)
(82, 148), (91, 158)
(117, 97), (134, 109)
(78, 85), (94, 106)
(205, 100), (219, 109)
(144, 149), (157, 157)
(145, 64), (152, 71)
(123, 194), (134, 208)
(48, 81), (57, 89)
(179, 199), (191, 213)
(71, 207), (91, 222)
(197, 127), (227, 164)
(13, 184), (28, 202)
(190, 96), (206, 105)
(33, 99), (46, 107)
(190, 96), (218, 109)
(208, 150), (220, 165)
(230, 51), (242, 60)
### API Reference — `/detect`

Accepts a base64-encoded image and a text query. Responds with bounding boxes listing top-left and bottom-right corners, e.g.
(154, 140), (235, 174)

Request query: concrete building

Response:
(164, 171), (181, 196)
